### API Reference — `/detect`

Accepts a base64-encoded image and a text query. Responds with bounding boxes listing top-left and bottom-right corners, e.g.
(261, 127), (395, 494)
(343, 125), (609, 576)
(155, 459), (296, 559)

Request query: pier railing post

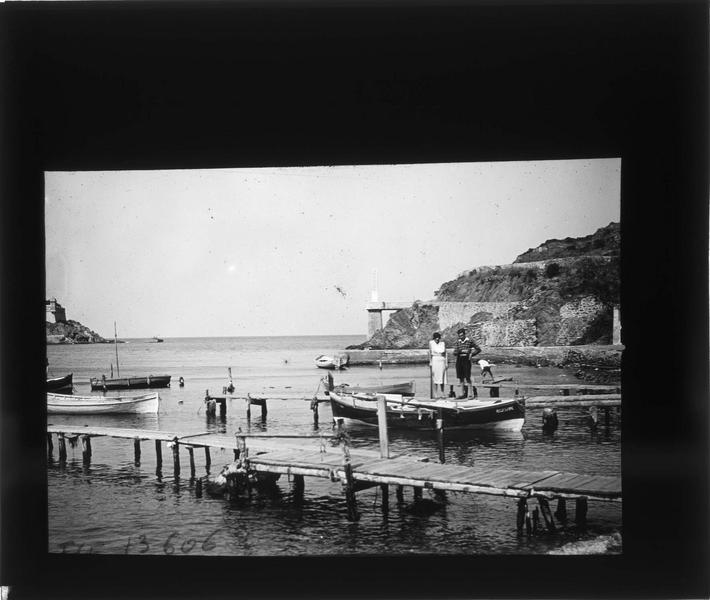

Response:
(376, 395), (389, 459)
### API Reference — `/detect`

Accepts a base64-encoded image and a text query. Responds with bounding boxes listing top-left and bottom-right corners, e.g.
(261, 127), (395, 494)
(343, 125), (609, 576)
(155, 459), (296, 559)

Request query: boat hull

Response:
(332, 381), (415, 396)
(315, 354), (349, 370)
(329, 392), (525, 432)
(47, 373), (73, 394)
(47, 392), (160, 414)
(90, 375), (171, 390)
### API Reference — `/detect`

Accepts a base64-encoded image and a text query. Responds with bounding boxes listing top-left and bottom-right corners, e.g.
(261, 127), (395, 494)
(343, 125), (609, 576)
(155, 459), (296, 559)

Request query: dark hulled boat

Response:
(90, 374), (171, 391)
(329, 391), (525, 431)
(47, 373), (73, 394)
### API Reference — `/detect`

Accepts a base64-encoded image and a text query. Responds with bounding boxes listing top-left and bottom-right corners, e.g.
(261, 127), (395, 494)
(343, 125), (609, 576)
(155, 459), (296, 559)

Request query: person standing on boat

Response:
(428, 332), (447, 399)
(454, 327), (481, 399)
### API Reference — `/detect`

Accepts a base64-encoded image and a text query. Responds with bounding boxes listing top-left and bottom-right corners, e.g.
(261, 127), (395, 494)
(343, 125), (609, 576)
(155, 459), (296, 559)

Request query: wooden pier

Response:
(47, 423), (620, 531)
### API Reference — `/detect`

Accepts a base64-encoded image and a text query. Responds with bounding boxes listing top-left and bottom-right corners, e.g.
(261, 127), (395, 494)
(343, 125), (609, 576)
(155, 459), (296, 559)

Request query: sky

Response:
(45, 159), (620, 338)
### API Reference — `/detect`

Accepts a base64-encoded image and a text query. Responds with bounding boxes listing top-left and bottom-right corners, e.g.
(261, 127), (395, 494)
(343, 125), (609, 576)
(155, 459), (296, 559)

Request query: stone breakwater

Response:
(345, 345), (623, 369)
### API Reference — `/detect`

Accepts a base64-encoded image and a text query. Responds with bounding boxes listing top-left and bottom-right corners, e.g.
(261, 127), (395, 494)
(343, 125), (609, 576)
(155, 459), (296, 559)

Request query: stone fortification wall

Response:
(469, 319), (538, 347)
(556, 296), (609, 345)
(433, 301), (519, 330)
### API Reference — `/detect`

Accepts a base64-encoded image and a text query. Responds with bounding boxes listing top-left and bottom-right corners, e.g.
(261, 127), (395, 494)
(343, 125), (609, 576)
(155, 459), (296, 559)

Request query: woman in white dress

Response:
(428, 332), (447, 399)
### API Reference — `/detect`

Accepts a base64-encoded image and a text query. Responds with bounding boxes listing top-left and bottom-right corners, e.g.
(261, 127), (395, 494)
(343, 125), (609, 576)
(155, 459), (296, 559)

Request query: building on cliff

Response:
(46, 298), (67, 323)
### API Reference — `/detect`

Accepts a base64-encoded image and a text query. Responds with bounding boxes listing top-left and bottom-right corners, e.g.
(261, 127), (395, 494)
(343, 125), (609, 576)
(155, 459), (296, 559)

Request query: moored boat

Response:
(90, 374), (171, 391)
(47, 392), (160, 415)
(47, 373), (73, 394)
(331, 381), (416, 396)
(329, 391), (525, 431)
(315, 354), (349, 370)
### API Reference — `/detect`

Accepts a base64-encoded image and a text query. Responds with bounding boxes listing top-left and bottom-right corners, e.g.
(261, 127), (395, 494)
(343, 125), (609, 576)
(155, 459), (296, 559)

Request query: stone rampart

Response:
(556, 296), (609, 345)
(433, 301), (519, 330)
(469, 319), (537, 346)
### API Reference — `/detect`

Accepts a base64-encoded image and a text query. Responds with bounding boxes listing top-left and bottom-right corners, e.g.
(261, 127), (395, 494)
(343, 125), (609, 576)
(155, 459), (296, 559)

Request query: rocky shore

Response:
(46, 320), (112, 344)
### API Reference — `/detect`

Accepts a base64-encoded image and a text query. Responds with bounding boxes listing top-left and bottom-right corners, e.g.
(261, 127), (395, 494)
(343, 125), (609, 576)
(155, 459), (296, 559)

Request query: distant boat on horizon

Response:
(149, 336), (164, 343)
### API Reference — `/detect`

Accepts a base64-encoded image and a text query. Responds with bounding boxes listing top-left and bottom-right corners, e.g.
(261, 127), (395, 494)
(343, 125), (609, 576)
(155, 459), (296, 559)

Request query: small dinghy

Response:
(315, 354), (349, 370)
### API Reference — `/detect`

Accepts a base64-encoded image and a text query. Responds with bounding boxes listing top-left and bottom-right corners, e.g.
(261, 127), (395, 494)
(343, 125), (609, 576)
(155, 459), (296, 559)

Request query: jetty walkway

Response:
(47, 424), (621, 531)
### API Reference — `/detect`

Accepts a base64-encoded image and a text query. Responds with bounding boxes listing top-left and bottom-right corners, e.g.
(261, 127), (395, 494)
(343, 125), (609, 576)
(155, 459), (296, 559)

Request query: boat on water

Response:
(149, 336), (164, 343)
(46, 373), (73, 394)
(329, 390), (525, 431)
(315, 354), (349, 370)
(320, 371), (415, 396)
(47, 392), (160, 415)
(90, 375), (172, 391)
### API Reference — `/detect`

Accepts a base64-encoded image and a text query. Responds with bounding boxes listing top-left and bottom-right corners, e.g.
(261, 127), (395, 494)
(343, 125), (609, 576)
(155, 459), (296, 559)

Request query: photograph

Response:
(45, 158), (622, 556)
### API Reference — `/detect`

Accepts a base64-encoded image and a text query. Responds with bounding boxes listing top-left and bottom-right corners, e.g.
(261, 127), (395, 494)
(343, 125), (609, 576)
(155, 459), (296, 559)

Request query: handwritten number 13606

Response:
(125, 530), (218, 554)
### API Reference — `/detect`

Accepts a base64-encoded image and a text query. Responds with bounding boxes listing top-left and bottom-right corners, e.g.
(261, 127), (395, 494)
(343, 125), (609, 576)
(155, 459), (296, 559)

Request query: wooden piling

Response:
(575, 497), (588, 525)
(380, 484), (389, 515)
(376, 395), (389, 459)
(525, 506), (532, 536)
(293, 474), (305, 502)
(58, 433), (67, 462)
(81, 435), (92, 463)
(396, 485), (404, 504)
(554, 498), (567, 521)
(134, 438), (141, 465)
(246, 398), (251, 421)
(312, 398), (319, 426)
(204, 446), (211, 472)
(538, 497), (556, 532)
(343, 462), (359, 521)
(589, 406), (599, 427)
(260, 400), (267, 422)
(516, 498), (527, 533)
(532, 507), (540, 535)
(195, 478), (203, 498)
(47, 433), (54, 459)
(218, 398), (227, 418)
(172, 437), (180, 478)
(187, 446), (195, 479)
(413, 486), (422, 502)
(604, 407), (611, 427)
(436, 408), (445, 464)
(155, 439), (162, 469)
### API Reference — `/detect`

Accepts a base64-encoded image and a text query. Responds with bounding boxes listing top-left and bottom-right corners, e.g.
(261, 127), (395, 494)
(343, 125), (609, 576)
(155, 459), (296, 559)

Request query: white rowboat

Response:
(47, 392), (160, 415)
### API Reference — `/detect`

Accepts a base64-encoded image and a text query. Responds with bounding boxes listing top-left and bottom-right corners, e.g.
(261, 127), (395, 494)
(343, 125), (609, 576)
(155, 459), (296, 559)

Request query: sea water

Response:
(47, 335), (622, 556)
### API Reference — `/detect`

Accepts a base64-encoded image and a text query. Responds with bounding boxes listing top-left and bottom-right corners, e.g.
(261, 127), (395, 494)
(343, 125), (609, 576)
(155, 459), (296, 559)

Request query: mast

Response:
(114, 321), (120, 377)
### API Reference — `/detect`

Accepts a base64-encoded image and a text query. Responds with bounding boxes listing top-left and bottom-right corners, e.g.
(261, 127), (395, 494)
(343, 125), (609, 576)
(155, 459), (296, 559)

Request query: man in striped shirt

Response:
(454, 327), (481, 399)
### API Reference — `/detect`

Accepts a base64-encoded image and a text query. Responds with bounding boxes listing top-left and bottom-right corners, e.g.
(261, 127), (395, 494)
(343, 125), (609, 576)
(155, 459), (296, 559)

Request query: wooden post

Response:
(604, 407), (611, 427)
(312, 398), (319, 427)
(172, 437), (180, 479)
(47, 433), (54, 459)
(589, 406), (599, 427)
(81, 435), (92, 463)
(293, 474), (305, 503)
(195, 478), (203, 498)
(554, 498), (568, 521)
(204, 447), (211, 472)
(376, 395), (389, 459)
(260, 400), (267, 422)
(575, 497), (588, 525)
(396, 485), (404, 504)
(246, 398), (251, 421)
(155, 439), (162, 470)
(525, 506), (532, 536)
(343, 462), (359, 521)
(538, 497), (557, 532)
(187, 446), (195, 479)
(516, 498), (527, 534)
(134, 438), (141, 465)
(380, 484), (389, 515)
(532, 507), (540, 535)
(58, 433), (67, 463)
(413, 486), (422, 502)
(218, 398), (226, 418)
(436, 408), (445, 464)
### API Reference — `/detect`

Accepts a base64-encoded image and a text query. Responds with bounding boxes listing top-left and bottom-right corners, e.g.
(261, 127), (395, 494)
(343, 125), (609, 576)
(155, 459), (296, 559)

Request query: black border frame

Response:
(1, 1), (708, 598)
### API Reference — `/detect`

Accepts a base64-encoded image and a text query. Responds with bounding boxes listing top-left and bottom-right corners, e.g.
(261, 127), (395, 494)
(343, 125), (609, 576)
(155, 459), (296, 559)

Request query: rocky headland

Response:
(347, 223), (621, 381)
(46, 320), (113, 344)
